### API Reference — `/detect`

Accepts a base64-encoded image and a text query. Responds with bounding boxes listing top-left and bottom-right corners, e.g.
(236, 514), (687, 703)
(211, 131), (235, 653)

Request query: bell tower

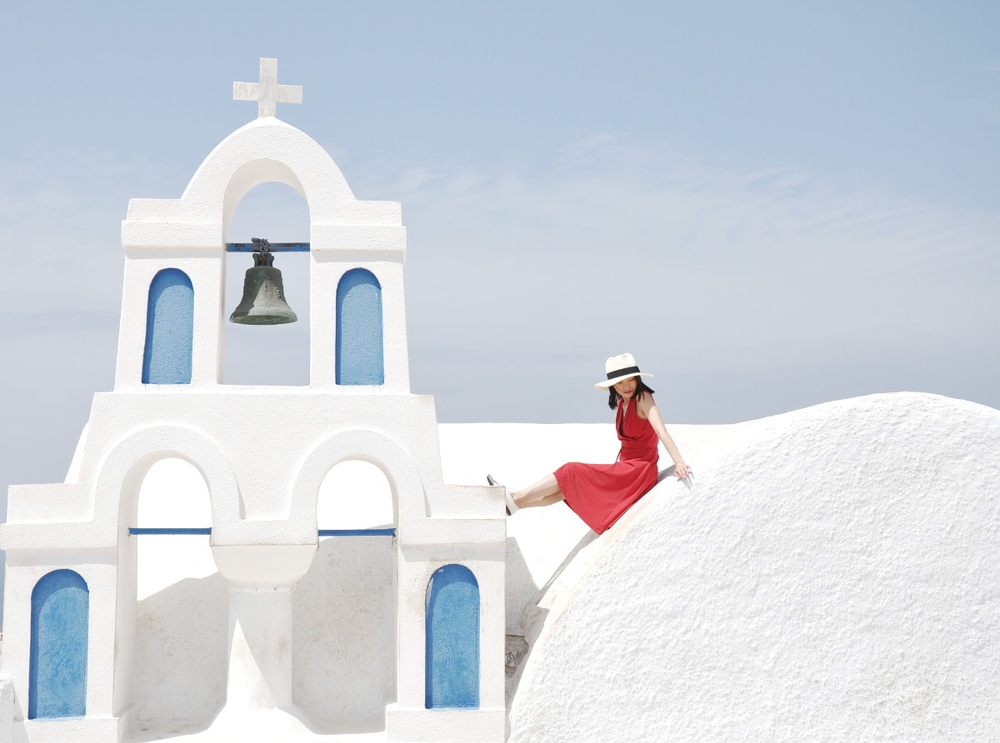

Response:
(1, 59), (507, 743)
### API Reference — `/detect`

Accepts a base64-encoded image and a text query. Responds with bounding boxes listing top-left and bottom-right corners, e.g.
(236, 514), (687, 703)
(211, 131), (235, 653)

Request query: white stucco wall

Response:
(76, 391), (1000, 741)
(122, 455), (438, 737)
(489, 392), (1000, 742)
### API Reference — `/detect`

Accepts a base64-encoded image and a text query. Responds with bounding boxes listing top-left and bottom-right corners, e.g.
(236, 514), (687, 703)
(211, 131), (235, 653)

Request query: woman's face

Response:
(613, 376), (638, 399)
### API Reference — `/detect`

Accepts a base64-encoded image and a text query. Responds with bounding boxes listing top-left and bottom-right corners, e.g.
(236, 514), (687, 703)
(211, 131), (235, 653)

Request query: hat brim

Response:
(594, 371), (653, 390)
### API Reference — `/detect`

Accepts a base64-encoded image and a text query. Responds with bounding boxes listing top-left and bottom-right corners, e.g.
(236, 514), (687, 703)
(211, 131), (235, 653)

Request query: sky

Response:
(1, 1), (999, 501)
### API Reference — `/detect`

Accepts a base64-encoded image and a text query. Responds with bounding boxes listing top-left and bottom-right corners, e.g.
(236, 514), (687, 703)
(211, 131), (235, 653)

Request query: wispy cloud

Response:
(0, 310), (120, 337)
(355, 136), (998, 377)
(3, 134), (997, 424)
(1, 147), (180, 312)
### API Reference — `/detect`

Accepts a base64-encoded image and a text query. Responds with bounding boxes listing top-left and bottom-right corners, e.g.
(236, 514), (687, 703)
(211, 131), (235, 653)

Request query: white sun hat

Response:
(594, 353), (654, 390)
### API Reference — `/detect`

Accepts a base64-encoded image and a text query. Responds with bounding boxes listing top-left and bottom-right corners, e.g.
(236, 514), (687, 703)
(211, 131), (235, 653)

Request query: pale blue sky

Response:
(2, 1), (998, 498)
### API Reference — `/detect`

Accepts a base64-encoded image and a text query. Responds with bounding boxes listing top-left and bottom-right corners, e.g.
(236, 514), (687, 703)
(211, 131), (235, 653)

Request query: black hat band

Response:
(607, 365), (640, 380)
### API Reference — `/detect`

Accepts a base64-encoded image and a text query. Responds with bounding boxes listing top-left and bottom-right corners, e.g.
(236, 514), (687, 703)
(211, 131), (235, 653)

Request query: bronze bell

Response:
(229, 239), (298, 325)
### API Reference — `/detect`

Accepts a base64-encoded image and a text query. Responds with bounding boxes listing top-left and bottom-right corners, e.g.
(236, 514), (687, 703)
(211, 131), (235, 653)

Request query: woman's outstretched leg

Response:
(512, 474), (565, 509)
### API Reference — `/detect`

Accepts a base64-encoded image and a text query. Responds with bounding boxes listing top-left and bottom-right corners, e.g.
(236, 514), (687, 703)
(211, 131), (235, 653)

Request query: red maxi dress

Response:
(554, 398), (660, 534)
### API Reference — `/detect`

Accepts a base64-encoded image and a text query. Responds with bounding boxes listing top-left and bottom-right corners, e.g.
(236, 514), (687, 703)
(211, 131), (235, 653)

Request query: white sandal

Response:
(487, 474), (518, 515)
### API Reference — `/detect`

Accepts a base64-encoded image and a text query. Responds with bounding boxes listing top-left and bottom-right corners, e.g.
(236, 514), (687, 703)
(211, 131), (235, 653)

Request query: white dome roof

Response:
(502, 393), (1000, 741)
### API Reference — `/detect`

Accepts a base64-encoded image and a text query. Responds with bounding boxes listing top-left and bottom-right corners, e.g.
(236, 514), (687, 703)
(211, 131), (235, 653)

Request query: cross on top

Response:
(233, 58), (303, 118)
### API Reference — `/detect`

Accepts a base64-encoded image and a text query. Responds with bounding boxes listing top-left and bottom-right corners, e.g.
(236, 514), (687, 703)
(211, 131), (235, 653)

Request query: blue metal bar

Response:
(128, 527), (212, 535)
(226, 242), (310, 252)
(129, 527), (396, 537)
(318, 529), (396, 537)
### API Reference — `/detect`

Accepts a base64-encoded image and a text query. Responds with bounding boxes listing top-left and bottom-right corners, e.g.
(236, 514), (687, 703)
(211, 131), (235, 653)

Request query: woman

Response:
(488, 353), (692, 535)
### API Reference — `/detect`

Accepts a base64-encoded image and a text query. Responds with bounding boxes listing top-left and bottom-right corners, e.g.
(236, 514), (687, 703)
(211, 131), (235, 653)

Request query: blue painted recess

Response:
(30, 570), (89, 719)
(142, 268), (194, 384)
(336, 269), (384, 385)
(425, 564), (480, 709)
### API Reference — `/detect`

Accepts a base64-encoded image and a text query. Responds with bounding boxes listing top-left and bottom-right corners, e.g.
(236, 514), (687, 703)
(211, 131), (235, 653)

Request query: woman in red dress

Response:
(488, 353), (692, 535)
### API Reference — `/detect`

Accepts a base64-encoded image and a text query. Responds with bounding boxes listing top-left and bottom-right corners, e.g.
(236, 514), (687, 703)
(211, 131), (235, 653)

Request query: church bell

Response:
(229, 239), (298, 325)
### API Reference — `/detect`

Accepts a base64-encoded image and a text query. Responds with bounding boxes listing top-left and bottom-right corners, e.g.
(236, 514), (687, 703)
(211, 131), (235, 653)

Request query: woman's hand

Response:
(674, 462), (692, 480)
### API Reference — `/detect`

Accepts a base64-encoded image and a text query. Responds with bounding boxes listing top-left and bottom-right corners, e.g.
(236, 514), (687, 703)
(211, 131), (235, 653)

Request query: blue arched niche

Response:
(336, 268), (384, 385)
(425, 564), (480, 709)
(142, 268), (194, 384)
(30, 569), (89, 719)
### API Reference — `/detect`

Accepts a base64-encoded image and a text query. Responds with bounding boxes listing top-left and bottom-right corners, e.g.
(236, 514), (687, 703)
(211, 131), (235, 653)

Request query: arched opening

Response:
(336, 269), (384, 385)
(142, 268), (193, 384)
(223, 182), (310, 386)
(292, 459), (396, 732)
(425, 564), (480, 709)
(131, 457), (226, 733)
(135, 458), (215, 593)
(30, 569), (89, 719)
(317, 459), (394, 531)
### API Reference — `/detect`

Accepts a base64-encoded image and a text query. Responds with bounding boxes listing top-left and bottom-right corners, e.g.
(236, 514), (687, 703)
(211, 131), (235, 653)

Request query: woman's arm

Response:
(638, 394), (692, 480)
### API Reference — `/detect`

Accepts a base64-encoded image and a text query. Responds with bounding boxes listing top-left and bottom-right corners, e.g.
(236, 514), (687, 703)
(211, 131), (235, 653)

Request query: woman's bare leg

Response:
(536, 491), (566, 507)
(512, 473), (565, 509)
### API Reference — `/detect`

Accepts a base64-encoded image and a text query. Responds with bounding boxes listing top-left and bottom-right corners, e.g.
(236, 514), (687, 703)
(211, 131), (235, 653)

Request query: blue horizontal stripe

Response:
(319, 529), (396, 537)
(129, 527), (212, 535)
(129, 527), (395, 537)
(226, 242), (310, 252)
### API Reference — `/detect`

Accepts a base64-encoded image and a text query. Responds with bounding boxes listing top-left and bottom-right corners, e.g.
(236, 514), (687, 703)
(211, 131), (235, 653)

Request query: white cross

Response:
(233, 58), (303, 118)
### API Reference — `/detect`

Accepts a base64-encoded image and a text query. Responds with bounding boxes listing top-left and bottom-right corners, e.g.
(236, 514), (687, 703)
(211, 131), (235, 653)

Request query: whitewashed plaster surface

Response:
(129, 460), (397, 736)
(123, 417), (683, 738)
(457, 392), (999, 743)
(59, 391), (1000, 742)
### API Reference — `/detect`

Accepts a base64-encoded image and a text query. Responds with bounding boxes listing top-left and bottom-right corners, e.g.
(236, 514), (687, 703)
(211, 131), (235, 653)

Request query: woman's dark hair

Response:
(607, 377), (655, 409)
